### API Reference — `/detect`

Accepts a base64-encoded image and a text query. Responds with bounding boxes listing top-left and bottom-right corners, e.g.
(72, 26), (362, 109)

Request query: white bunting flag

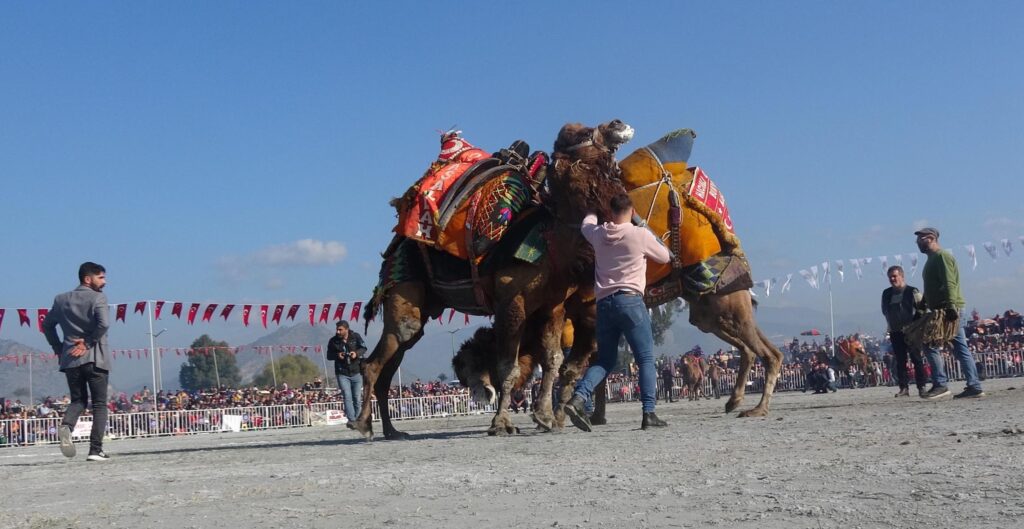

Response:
(908, 254), (919, 277)
(800, 268), (819, 290)
(983, 242), (998, 260)
(821, 261), (831, 286)
(781, 273), (793, 293)
(850, 258), (864, 280)
(964, 244), (977, 270)
(894, 254), (903, 267)
(879, 256), (888, 274)
(835, 260), (845, 282)
(1019, 236), (1024, 250)
(1002, 238), (1013, 257)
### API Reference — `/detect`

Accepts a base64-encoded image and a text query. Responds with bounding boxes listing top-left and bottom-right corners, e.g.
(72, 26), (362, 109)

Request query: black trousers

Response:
(62, 363), (109, 453)
(890, 331), (927, 390)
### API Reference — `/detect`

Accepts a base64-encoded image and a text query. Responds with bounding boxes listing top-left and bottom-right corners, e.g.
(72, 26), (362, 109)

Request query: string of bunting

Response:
(0, 343), (351, 366)
(751, 236), (1024, 297)
(0, 301), (475, 335)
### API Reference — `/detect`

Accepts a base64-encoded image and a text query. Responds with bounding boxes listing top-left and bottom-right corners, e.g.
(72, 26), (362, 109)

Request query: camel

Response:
(835, 335), (872, 375)
(680, 355), (706, 401)
(350, 120), (632, 440)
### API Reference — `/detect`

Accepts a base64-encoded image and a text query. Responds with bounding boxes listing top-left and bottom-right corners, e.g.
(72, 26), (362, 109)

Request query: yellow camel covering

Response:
(619, 143), (740, 286)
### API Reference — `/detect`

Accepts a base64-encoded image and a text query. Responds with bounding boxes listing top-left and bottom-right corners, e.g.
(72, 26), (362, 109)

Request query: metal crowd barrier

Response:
(1, 394), (495, 449)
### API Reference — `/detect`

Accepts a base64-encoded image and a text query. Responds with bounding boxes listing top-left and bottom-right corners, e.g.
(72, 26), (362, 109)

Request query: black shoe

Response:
(58, 425), (76, 458)
(953, 387), (986, 399)
(588, 414), (607, 426)
(895, 388), (910, 398)
(641, 412), (668, 430)
(923, 385), (951, 400)
(918, 387), (928, 398)
(563, 395), (592, 432)
(87, 451), (110, 462)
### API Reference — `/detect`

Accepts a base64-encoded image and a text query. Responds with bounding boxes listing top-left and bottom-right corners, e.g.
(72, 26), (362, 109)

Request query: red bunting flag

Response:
(333, 302), (347, 321)
(36, 309), (48, 332)
(319, 304), (331, 324)
(221, 304), (235, 320)
(186, 303), (200, 325)
(0, 308), (4, 332)
(287, 304), (300, 321)
(272, 305), (284, 324)
(202, 304), (217, 322)
(349, 301), (362, 321)
(260, 305), (268, 328)
(308, 304), (316, 326)
(116, 304), (127, 323)
(171, 302), (183, 319)
(448, 308), (456, 324)
(242, 305), (252, 326)
(134, 301), (147, 315)
(155, 301), (165, 319)
(18, 309), (30, 327)
(315, 345), (322, 353)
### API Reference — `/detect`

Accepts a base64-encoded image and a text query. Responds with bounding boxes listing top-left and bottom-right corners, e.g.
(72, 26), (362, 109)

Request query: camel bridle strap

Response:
(562, 129), (610, 153)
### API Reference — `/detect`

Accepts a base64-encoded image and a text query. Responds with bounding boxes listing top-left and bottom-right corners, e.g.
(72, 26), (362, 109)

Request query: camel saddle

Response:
(618, 129), (751, 305)
(393, 131), (547, 264)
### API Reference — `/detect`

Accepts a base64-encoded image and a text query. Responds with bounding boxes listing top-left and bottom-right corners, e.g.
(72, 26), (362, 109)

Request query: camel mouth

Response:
(610, 124), (635, 147)
(471, 384), (497, 405)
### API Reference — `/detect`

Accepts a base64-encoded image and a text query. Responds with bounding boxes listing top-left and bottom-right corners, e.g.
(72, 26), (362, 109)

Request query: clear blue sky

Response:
(2, 3), (1023, 369)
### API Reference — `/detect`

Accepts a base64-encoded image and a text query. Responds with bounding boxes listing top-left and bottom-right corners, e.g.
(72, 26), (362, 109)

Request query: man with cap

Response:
(326, 320), (368, 421)
(914, 227), (985, 399)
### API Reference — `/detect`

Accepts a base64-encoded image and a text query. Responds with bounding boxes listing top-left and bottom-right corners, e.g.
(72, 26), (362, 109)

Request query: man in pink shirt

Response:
(564, 193), (671, 431)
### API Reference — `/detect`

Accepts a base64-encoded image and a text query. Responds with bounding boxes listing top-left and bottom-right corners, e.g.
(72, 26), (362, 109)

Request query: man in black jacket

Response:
(881, 265), (927, 398)
(326, 320), (367, 421)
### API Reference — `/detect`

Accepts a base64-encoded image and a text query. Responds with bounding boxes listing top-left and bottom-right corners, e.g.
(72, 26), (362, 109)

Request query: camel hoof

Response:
(531, 414), (554, 432)
(724, 398), (741, 413)
(348, 420), (373, 440)
(487, 425), (519, 436)
(384, 430), (411, 441)
(738, 408), (768, 418)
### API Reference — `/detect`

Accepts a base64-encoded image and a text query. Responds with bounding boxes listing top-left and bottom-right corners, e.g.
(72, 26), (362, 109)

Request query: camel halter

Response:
(563, 128), (610, 153)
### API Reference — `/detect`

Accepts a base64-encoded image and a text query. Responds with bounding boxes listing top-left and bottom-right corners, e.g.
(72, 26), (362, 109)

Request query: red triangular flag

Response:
(464, 312), (470, 325)
(202, 304), (217, 322)
(287, 304), (300, 321)
(308, 304), (316, 326)
(221, 304), (235, 320)
(448, 308), (456, 324)
(155, 301), (165, 319)
(186, 303), (200, 325)
(134, 301), (147, 315)
(171, 302), (183, 319)
(349, 301), (362, 321)
(319, 304), (331, 324)
(18, 309), (30, 327)
(116, 304), (127, 323)
(333, 302), (347, 321)
(315, 345), (322, 353)
(260, 305), (268, 328)
(242, 305), (252, 326)
(272, 305), (284, 324)
(0, 308), (5, 332)
(37, 309), (49, 332)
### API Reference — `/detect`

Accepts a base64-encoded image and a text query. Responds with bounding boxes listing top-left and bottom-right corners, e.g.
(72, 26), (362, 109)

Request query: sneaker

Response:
(895, 388), (910, 398)
(923, 385), (951, 400)
(641, 412), (668, 430)
(58, 425), (76, 458)
(918, 387), (928, 398)
(953, 387), (986, 399)
(563, 395), (592, 432)
(86, 451), (110, 462)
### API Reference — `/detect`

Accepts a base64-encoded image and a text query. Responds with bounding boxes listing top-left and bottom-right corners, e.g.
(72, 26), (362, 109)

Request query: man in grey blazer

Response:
(42, 262), (112, 461)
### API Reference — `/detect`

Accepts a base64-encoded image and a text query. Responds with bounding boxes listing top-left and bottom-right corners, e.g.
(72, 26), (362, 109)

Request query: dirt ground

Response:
(3, 378), (1022, 529)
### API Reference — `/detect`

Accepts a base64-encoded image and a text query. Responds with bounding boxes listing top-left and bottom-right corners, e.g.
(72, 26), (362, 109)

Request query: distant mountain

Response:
(235, 324), (335, 383)
(0, 339), (68, 403)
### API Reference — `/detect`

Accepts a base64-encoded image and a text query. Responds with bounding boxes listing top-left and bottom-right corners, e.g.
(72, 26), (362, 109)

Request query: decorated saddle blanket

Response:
(393, 131), (546, 262)
(645, 252), (754, 305)
(618, 129), (741, 287)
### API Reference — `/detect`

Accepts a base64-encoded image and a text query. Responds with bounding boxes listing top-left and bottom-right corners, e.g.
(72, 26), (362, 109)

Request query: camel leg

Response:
(377, 348), (412, 440)
(737, 327), (785, 417)
(531, 308), (565, 432)
(709, 327), (754, 414)
(487, 295), (527, 436)
(349, 282), (427, 440)
(489, 357), (521, 436)
(556, 298), (596, 428)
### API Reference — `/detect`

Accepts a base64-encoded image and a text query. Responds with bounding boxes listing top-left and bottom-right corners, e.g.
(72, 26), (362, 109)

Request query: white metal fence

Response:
(1, 394), (496, 448)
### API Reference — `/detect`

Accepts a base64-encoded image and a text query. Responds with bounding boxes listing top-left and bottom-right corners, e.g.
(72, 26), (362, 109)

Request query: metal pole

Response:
(212, 347), (221, 388)
(269, 346), (278, 388)
(319, 345), (331, 389)
(827, 264), (836, 358)
(28, 353), (33, 407)
(148, 300), (158, 409)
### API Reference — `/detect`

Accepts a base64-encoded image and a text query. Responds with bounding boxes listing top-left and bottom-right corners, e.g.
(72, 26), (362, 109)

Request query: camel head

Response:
(548, 119), (633, 223)
(451, 327), (498, 405)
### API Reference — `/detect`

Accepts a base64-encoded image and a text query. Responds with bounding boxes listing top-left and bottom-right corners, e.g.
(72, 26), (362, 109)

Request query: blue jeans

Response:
(336, 373), (363, 421)
(923, 313), (982, 391)
(574, 292), (657, 412)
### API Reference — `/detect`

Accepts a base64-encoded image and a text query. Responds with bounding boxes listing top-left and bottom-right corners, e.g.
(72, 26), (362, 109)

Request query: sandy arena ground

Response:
(3, 378), (1023, 529)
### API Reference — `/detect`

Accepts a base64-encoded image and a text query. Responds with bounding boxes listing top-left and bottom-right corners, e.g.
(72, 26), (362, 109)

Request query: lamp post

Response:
(447, 328), (462, 380)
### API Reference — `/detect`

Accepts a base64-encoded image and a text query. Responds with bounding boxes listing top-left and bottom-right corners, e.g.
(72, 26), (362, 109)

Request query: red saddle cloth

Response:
(397, 131), (490, 243)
